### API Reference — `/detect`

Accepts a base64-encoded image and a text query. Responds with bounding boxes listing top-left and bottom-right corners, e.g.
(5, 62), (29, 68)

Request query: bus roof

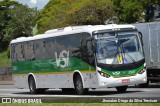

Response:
(10, 24), (135, 44)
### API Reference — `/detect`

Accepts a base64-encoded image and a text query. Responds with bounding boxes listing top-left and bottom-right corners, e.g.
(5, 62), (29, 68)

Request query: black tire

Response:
(28, 76), (37, 94)
(74, 75), (88, 95)
(116, 86), (128, 93)
(28, 76), (47, 94)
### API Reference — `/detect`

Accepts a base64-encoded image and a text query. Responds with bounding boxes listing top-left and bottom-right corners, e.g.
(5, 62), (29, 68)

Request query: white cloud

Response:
(30, 0), (37, 4)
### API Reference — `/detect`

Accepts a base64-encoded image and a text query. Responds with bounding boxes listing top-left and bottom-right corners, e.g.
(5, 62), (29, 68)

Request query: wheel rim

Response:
(29, 78), (35, 92)
(76, 78), (82, 92)
(75, 76), (83, 94)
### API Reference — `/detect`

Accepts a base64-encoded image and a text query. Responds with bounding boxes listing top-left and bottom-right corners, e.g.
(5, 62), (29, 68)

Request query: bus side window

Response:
(21, 43), (25, 61)
(11, 44), (16, 62)
(16, 43), (23, 61)
(56, 35), (70, 56)
(69, 34), (82, 58)
(25, 42), (35, 61)
(13, 44), (18, 62)
(45, 38), (55, 59)
(34, 40), (46, 60)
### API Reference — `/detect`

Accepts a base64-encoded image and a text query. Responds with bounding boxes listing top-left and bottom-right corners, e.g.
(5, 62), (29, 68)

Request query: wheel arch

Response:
(73, 70), (85, 88)
(28, 73), (37, 89)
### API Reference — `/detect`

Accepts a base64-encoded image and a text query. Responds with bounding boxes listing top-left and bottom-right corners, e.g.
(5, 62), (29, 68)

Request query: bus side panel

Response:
(12, 75), (28, 89)
(82, 72), (98, 88)
(35, 74), (74, 88)
(12, 76), (19, 88)
(34, 73), (74, 88)
(30, 72), (97, 89)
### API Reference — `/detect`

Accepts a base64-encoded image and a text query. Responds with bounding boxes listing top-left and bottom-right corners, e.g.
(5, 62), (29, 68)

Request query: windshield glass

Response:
(94, 31), (144, 64)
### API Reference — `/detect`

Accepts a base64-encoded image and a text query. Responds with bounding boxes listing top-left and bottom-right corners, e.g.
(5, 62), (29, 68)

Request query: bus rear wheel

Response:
(116, 86), (128, 93)
(74, 75), (88, 95)
(28, 76), (47, 94)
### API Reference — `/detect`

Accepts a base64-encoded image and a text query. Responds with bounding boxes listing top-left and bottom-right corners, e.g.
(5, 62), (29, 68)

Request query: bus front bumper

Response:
(97, 71), (147, 88)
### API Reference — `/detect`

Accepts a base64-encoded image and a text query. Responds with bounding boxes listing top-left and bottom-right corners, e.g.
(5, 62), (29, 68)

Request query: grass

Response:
(0, 103), (160, 106)
(0, 51), (11, 68)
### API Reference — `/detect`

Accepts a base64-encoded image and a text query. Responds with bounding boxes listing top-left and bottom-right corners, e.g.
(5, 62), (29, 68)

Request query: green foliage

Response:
(37, 0), (72, 34)
(0, 51), (10, 68)
(7, 46), (10, 58)
(0, 0), (37, 52)
(66, 0), (116, 25)
(6, 4), (37, 39)
(113, 0), (160, 23)
(113, 0), (143, 24)
(37, 0), (116, 34)
(140, 0), (160, 22)
(0, 0), (18, 52)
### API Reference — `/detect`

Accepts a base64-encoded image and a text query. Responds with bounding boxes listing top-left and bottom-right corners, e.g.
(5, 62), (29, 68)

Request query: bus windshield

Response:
(94, 31), (144, 64)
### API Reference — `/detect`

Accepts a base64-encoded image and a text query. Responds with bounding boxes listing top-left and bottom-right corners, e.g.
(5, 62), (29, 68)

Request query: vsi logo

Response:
(55, 50), (69, 68)
(112, 71), (120, 76)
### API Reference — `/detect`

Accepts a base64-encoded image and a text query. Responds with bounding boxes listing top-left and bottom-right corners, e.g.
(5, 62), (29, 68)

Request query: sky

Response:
(11, 0), (50, 10)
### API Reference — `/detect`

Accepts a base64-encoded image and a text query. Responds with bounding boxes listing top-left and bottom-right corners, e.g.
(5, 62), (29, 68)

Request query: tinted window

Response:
(34, 40), (46, 60)
(24, 41), (35, 61)
(15, 43), (25, 61)
(45, 38), (56, 58)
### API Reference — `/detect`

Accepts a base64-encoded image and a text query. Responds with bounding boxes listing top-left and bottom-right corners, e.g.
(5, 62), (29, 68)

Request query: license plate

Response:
(122, 79), (130, 83)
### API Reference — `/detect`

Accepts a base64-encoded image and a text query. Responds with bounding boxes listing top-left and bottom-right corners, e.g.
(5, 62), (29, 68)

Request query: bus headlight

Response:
(98, 71), (110, 78)
(138, 68), (146, 74)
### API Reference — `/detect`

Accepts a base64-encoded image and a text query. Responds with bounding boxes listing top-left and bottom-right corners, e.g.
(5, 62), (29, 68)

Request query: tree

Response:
(37, 0), (116, 34)
(140, 0), (160, 22)
(6, 4), (37, 39)
(0, 0), (18, 51)
(112, 0), (160, 23)
(112, 0), (143, 24)
(0, 0), (37, 51)
(37, 0), (72, 34)
(66, 0), (116, 25)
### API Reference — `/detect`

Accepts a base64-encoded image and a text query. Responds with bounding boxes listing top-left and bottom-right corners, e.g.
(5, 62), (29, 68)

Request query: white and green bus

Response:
(11, 24), (147, 95)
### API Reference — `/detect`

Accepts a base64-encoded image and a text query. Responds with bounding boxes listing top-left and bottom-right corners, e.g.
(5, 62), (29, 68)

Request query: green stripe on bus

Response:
(12, 57), (96, 74)
(12, 57), (144, 77)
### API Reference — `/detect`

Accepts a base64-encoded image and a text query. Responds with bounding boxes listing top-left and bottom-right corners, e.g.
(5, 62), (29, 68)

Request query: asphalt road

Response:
(0, 84), (160, 98)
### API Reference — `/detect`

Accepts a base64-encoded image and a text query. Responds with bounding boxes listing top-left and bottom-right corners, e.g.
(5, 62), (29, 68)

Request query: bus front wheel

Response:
(116, 86), (128, 93)
(74, 75), (88, 95)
